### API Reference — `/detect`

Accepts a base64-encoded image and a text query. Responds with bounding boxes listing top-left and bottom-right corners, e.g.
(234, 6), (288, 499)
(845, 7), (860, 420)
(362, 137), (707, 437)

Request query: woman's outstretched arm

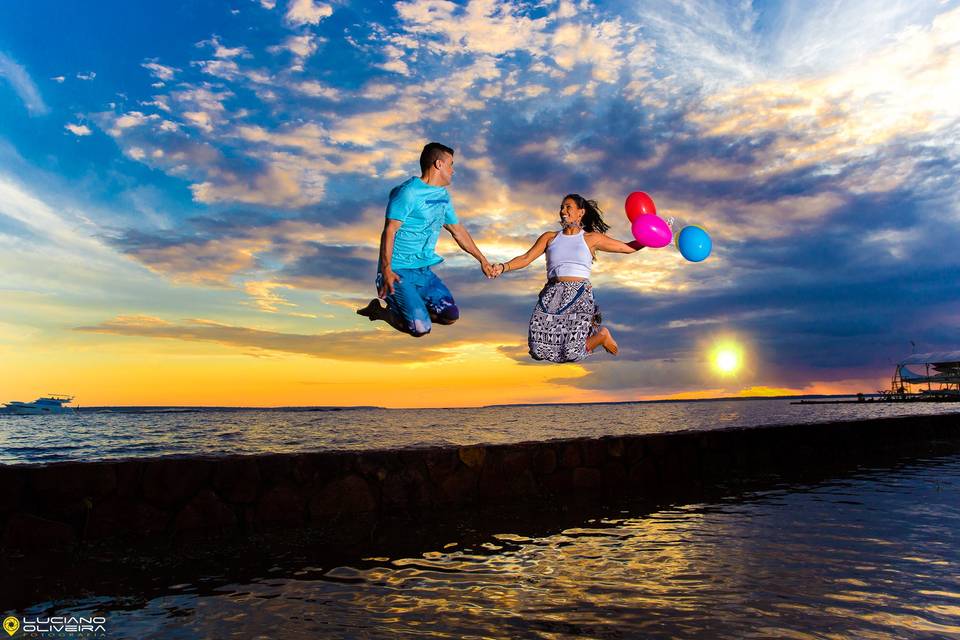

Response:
(498, 232), (555, 275)
(592, 234), (644, 254)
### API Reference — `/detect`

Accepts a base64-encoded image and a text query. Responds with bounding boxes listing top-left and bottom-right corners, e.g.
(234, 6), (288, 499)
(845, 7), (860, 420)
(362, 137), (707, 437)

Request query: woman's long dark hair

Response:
(563, 193), (610, 234)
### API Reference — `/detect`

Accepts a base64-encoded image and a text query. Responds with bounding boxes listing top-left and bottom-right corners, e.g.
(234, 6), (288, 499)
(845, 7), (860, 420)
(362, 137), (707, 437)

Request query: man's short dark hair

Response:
(420, 142), (454, 174)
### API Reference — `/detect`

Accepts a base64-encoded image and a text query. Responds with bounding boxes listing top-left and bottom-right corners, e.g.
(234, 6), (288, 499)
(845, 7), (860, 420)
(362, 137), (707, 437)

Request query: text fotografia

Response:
(4, 616), (107, 637)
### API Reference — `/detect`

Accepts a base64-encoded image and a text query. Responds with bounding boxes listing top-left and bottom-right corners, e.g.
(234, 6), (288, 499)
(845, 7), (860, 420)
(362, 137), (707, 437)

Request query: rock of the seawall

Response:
(381, 466), (432, 511)
(84, 497), (169, 540)
(0, 467), (24, 515)
(3, 513), (75, 551)
(27, 462), (117, 511)
(214, 458), (261, 504)
(308, 474), (377, 520)
(173, 490), (237, 534)
(142, 459), (213, 506)
(255, 485), (306, 526)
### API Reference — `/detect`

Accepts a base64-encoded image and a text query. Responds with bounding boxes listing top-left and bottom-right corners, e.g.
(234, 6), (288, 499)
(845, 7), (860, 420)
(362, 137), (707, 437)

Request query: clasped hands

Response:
(481, 261), (507, 279)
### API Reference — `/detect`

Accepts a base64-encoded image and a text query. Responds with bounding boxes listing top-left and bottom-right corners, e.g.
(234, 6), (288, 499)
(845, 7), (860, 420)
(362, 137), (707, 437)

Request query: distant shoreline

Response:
(482, 393), (869, 409)
(63, 394), (872, 413)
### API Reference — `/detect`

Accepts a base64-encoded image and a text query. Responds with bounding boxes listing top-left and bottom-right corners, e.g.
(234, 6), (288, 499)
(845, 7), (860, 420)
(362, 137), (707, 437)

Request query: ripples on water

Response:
(2, 399), (960, 464)
(15, 455), (960, 638)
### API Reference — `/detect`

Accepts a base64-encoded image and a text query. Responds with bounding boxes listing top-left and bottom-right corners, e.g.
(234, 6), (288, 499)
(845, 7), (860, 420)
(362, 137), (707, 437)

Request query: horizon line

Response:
(66, 393), (869, 412)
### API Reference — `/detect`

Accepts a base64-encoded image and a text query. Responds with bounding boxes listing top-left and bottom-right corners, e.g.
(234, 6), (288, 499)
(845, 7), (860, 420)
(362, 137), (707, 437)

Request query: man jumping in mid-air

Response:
(358, 141), (495, 336)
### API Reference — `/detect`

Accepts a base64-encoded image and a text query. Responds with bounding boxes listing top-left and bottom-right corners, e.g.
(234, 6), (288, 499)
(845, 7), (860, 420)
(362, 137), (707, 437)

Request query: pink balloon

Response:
(631, 214), (672, 248)
(625, 191), (657, 222)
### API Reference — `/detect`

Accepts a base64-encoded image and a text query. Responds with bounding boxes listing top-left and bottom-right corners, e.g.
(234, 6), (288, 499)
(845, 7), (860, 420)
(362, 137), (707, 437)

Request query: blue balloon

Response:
(677, 226), (712, 262)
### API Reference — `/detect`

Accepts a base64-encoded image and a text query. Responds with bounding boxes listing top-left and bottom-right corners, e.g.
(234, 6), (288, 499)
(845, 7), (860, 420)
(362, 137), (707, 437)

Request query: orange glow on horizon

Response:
(0, 338), (602, 408)
(0, 337), (889, 408)
(0, 318), (889, 408)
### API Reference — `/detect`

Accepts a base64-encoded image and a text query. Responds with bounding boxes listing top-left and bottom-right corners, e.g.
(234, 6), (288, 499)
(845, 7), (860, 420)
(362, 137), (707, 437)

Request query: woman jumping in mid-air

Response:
(492, 194), (643, 363)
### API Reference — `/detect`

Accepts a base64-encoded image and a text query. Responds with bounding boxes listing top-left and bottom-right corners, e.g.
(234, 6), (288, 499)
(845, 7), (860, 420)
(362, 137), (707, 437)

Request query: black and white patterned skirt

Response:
(528, 281), (600, 363)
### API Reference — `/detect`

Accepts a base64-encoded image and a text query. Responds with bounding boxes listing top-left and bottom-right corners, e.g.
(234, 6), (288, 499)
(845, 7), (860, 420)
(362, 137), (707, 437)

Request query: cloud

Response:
(682, 4), (960, 177)
(101, 84), (232, 140)
(548, 19), (632, 83)
(322, 95), (426, 147)
(766, 0), (948, 75)
(192, 59), (242, 81)
(293, 80), (340, 99)
(190, 161), (326, 207)
(111, 212), (381, 293)
(99, 100), (344, 209)
(106, 110), (161, 137)
(233, 119), (413, 179)
(65, 123), (92, 136)
(117, 234), (271, 285)
(285, 0), (333, 26)
(280, 243), (377, 290)
(359, 82), (399, 100)
(619, 0), (766, 98)
(268, 34), (322, 70)
(394, 0), (549, 57)
(170, 84), (234, 114)
(547, 358), (708, 392)
(196, 35), (249, 59)
(0, 172), (175, 306)
(141, 61), (179, 81)
(379, 55), (409, 75)
(244, 281), (297, 312)
(74, 315), (458, 363)
(91, 5), (643, 213)
(76, 71), (96, 81)
(387, 0), (645, 89)
(0, 51), (48, 115)
(0, 175), (113, 254)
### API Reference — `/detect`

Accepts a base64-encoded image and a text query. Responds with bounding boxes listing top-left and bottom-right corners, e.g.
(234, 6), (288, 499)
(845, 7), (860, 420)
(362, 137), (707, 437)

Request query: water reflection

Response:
(3, 399), (960, 464)
(10, 454), (960, 638)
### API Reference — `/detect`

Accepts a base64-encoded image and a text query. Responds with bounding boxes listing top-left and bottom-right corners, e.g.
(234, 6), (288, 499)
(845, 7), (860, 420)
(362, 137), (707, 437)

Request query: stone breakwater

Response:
(2, 414), (959, 555)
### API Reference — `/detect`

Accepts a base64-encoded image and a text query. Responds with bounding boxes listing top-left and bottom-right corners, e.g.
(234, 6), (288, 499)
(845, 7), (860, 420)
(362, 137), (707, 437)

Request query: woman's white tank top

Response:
(545, 230), (592, 279)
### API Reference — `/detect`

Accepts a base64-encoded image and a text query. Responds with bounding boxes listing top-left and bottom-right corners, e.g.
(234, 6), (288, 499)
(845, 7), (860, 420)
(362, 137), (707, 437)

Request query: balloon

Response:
(676, 225), (712, 262)
(631, 214), (672, 248)
(625, 191), (657, 221)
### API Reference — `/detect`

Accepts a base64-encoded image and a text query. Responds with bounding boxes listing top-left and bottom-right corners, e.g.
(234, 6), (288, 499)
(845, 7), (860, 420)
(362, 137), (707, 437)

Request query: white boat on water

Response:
(1, 394), (75, 415)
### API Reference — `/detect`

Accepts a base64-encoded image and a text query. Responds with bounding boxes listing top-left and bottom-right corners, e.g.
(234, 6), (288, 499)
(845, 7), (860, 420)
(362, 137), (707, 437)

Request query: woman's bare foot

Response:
(587, 326), (619, 355)
(602, 330), (619, 355)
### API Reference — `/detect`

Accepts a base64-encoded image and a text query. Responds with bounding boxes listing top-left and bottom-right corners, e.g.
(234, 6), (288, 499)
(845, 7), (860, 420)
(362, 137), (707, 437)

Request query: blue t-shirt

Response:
(385, 177), (459, 269)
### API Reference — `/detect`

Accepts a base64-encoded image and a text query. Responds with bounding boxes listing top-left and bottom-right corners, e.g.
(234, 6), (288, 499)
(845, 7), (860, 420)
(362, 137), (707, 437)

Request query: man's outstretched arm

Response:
(444, 223), (495, 278)
(378, 218), (403, 298)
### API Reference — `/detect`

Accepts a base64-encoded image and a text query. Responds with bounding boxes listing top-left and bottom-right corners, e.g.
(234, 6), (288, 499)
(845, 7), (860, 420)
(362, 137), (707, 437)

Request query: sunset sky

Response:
(2, 0), (958, 407)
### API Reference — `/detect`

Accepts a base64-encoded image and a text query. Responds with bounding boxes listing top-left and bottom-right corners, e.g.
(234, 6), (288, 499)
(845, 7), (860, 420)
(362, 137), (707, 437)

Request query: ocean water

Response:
(12, 452), (960, 638)
(2, 398), (960, 465)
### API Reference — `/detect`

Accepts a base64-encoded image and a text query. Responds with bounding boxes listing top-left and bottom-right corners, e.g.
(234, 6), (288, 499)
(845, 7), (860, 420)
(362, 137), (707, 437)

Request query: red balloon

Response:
(625, 191), (657, 221)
